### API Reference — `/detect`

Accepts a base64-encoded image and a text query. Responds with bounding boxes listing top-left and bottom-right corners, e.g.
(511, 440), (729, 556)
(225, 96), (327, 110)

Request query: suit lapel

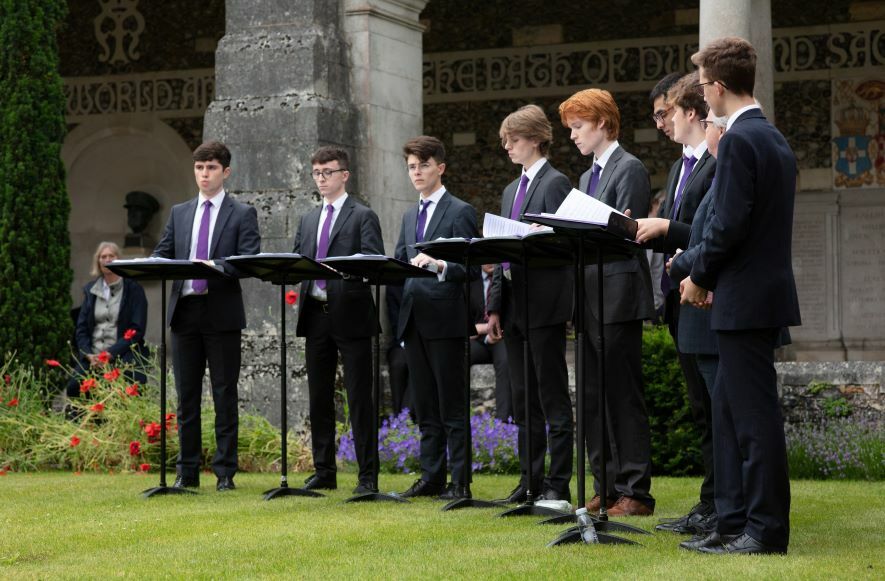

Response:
(328, 197), (354, 247)
(302, 207), (320, 258)
(522, 163), (549, 214)
(209, 196), (234, 258)
(596, 147), (622, 201)
(423, 192), (451, 241)
(502, 180), (518, 218)
(179, 198), (198, 259)
(405, 204), (418, 254)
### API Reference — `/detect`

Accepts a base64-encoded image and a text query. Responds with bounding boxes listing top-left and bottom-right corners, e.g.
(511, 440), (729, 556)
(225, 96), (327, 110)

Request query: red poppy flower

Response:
(97, 351), (111, 364)
(45, 359), (61, 367)
(144, 421), (161, 441)
(89, 402), (105, 413)
(103, 368), (121, 381)
(285, 290), (299, 305)
(4, 374), (11, 385)
(129, 441), (141, 456)
(123, 328), (137, 341)
(0, 468), (6, 476)
(139, 463), (150, 472)
(125, 384), (139, 397)
(165, 413), (176, 428)
(80, 378), (96, 393)
(70, 435), (81, 447)
(7, 398), (18, 407)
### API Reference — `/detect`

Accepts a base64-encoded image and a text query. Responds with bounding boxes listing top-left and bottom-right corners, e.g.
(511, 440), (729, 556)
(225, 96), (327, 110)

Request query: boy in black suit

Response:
(394, 136), (479, 500)
(152, 141), (261, 491)
(488, 104), (574, 504)
(681, 37), (801, 555)
(292, 146), (384, 495)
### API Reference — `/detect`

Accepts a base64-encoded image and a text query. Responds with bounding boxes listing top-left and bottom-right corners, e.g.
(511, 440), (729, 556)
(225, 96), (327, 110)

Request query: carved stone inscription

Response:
(791, 209), (832, 339)
(841, 204), (885, 338)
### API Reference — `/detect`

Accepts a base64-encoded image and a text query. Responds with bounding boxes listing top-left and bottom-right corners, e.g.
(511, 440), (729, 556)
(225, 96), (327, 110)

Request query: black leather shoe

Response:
(494, 484), (528, 504)
(399, 478), (445, 498)
(679, 531), (739, 552)
(352, 481), (379, 495)
(172, 475), (199, 489)
(538, 488), (571, 503)
(438, 483), (472, 501)
(656, 502), (715, 533)
(698, 532), (787, 555)
(303, 474), (337, 491)
(216, 476), (235, 491)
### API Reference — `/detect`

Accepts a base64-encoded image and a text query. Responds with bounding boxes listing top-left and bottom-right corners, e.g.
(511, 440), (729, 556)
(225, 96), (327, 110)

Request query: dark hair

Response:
(403, 135), (446, 163)
(668, 71), (708, 118)
(193, 141), (232, 168)
(311, 146), (350, 169)
(691, 36), (756, 96)
(649, 72), (683, 104)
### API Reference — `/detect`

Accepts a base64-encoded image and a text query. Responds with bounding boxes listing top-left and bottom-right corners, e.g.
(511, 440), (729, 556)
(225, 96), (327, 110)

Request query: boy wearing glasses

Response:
(292, 146), (384, 494)
(680, 37), (800, 555)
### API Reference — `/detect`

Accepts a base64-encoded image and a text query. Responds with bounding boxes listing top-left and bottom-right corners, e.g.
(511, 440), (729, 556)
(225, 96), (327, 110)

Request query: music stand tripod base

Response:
(547, 529), (640, 547)
(142, 485), (197, 498)
(344, 491), (410, 504)
(498, 502), (571, 518)
(263, 485), (325, 501)
(441, 498), (507, 511)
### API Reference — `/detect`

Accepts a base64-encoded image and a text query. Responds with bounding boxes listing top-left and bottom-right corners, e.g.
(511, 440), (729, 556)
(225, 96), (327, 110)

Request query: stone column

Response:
(203, 0), (356, 427)
(699, 0), (774, 121)
(341, 0), (429, 255)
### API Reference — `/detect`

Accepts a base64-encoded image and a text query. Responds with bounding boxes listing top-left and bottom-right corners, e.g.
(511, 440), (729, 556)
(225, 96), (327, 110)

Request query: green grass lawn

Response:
(0, 472), (882, 579)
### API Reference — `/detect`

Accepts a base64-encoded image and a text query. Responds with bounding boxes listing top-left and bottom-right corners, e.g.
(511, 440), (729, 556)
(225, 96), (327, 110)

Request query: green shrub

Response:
(642, 325), (703, 477)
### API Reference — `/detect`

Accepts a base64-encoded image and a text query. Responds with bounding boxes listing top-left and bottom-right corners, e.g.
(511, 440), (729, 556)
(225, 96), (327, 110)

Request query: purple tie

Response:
(586, 163), (602, 197)
(191, 200), (212, 294)
(509, 173), (530, 221)
(315, 204), (334, 290)
(416, 199), (431, 243)
(670, 155), (698, 220)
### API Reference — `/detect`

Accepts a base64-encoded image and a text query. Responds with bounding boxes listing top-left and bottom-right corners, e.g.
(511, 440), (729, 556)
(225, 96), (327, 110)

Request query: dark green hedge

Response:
(0, 0), (72, 370)
(642, 324), (703, 476)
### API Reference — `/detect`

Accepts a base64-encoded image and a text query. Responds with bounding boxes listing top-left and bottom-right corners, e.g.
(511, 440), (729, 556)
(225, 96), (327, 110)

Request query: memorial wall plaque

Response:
(791, 204), (838, 341)
(841, 204), (885, 340)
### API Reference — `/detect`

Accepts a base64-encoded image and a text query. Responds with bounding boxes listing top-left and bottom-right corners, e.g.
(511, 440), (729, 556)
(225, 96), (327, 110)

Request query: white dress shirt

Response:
(726, 103), (761, 131)
(182, 190), (225, 296)
(309, 193), (349, 301)
(418, 186), (450, 281)
(593, 140), (621, 175)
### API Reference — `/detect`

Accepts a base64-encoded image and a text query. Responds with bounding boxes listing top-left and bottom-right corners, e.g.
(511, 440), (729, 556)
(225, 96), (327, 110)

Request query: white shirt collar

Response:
(420, 186), (446, 205)
(682, 144), (694, 157)
(198, 189), (225, 207)
(323, 192), (348, 211)
(726, 104), (761, 131)
(593, 140), (620, 169)
(689, 140), (708, 160)
(523, 157), (548, 181)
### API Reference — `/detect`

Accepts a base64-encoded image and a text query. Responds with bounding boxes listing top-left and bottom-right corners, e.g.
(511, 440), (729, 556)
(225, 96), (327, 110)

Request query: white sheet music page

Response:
(482, 213), (532, 237)
(542, 188), (626, 225)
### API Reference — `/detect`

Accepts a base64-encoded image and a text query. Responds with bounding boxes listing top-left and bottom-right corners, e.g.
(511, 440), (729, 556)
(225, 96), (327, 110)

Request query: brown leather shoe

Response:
(607, 496), (654, 516)
(585, 494), (617, 513)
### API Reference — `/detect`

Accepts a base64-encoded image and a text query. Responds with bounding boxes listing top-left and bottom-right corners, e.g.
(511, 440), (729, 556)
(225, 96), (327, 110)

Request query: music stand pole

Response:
(143, 279), (195, 498)
(442, 249), (505, 511)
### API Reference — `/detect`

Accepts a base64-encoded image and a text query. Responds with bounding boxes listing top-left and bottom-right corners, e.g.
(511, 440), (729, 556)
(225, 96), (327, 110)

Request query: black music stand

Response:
(524, 215), (649, 545)
(416, 235), (570, 513)
(107, 259), (229, 499)
(225, 253), (342, 501)
(318, 255), (435, 504)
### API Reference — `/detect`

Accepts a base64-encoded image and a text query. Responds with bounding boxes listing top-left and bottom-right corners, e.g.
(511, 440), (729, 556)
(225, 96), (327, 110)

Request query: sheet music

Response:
(482, 213), (533, 237)
(542, 188), (627, 225)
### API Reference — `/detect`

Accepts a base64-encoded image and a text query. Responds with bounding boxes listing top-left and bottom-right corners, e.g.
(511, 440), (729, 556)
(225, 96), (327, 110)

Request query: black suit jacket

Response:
(690, 109), (801, 331)
(651, 150), (716, 253)
(75, 277), (148, 358)
(494, 162), (574, 330)
(577, 146), (655, 323)
(292, 195), (384, 338)
(394, 191), (479, 339)
(152, 194), (261, 329)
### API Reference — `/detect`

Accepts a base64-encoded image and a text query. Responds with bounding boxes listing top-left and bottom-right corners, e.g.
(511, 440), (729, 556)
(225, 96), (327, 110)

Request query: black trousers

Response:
(583, 316), (653, 507)
(714, 328), (790, 549)
(302, 299), (375, 483)
(170, 295), (241, 479)
(503, 322), (573, 495)
(403, 320), (468, 485)
(469, 336), (513, 421)
(666, 292), (715, 507)
(387, 345), (413, 419)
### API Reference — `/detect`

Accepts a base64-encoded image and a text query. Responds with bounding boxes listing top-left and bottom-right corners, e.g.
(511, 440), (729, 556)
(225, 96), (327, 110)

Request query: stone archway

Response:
(62, 116), (195, 344)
